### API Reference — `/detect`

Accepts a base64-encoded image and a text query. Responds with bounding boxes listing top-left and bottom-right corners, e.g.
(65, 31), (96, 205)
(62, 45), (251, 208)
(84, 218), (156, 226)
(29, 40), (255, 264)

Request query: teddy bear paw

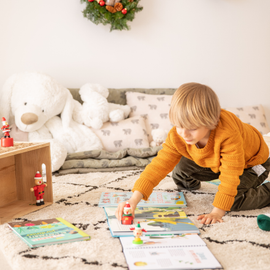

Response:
(87, 118), (104, 129)
(150, 141), (158, 147)
(109, 109), (125, 122)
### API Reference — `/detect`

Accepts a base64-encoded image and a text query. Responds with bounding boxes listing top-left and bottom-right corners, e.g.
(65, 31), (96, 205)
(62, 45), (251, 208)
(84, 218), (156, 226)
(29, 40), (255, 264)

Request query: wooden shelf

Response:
(0, 142), (53, 224)
(0, 201), (53, 224)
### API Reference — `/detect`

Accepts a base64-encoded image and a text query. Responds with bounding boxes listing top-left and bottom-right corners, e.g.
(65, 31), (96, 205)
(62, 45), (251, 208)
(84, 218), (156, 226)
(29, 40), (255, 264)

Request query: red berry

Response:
(88, 0), (94, 2)
(99, 0), (105, 6)
(122, 8), (127, 15)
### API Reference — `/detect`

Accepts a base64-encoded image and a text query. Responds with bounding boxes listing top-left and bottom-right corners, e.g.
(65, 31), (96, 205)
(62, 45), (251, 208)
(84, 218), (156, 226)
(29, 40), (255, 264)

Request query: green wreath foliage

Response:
(81, 0), (143, 31)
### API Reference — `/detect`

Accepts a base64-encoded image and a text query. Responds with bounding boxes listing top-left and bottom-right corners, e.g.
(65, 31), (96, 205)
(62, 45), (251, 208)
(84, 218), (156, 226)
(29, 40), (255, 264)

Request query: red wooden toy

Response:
(1, 117), (13, 147)
(121, 202), (134, 225)
(30, 171), (47, 206)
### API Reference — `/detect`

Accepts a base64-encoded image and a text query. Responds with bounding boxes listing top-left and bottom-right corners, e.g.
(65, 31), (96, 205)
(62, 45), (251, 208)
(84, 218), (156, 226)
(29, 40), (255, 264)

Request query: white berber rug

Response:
(0, 170), (270, 270)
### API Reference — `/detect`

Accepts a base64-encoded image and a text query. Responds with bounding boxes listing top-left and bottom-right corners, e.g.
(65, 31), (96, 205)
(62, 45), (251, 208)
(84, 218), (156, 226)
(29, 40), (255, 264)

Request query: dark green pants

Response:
(172, 156), (270, 211)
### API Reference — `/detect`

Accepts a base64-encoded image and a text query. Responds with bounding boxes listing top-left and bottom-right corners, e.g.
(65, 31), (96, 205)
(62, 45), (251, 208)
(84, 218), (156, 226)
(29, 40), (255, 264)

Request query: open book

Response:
(99, 191), (187, 207)
(104, 207), (199, 237)
(120, 234), (223, 269)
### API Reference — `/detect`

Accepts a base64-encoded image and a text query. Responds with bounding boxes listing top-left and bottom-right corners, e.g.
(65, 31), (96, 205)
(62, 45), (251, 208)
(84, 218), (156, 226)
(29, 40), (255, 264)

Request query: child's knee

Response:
(173, 177), (201, 191)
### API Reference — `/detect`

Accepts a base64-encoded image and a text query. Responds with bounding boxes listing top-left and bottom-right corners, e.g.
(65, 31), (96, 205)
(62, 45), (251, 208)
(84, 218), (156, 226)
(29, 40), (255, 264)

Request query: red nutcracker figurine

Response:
(1, 117), (13, 147)
(130, 222), (147, 245)
(30, 171), (47, 206)
(121, 202), (134, 225)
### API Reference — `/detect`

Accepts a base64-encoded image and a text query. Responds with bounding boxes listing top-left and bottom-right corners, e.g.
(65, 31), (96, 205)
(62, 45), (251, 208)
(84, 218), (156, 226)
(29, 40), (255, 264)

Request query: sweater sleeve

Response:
(132, 131), (182, 201)
(213, 133), (245, 211)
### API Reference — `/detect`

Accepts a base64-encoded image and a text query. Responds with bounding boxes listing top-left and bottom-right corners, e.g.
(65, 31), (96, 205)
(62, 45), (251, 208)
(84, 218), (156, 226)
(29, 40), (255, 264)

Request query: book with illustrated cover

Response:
(104, 206), (188, 220)
(103, 207), (199, 237)
(99, 191), (187, 207)
(8, 218), (91, 248)
(120, 234), (223, 269)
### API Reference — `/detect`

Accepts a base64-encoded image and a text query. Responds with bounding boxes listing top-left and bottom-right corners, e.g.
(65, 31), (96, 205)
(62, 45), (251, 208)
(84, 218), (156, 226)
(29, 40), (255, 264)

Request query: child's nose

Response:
(182, 129), (189, 137)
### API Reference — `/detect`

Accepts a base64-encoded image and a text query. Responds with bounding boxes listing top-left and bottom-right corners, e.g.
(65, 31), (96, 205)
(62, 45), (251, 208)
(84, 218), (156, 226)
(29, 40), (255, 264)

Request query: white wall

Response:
(1, 0), (270, 126)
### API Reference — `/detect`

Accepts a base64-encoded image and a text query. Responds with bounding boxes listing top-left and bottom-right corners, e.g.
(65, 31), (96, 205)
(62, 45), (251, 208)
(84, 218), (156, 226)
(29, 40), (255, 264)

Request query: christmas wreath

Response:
(81, 0), (143, 31)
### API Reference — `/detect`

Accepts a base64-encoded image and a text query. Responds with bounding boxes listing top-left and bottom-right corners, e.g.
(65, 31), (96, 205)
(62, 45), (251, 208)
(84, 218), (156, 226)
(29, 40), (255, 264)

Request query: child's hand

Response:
(115, 191), (143, 221)
(197, 207), (226, 224)
(115, 200), (135, 221)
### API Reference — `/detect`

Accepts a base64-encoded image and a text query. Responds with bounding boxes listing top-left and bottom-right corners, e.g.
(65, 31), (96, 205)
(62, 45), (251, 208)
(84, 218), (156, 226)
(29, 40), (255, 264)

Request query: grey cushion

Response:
(68, 88), (176, 105)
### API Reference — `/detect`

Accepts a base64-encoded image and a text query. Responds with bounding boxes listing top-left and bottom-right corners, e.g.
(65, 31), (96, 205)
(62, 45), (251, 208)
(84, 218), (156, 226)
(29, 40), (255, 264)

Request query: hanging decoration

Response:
(81, 0), (143, 31)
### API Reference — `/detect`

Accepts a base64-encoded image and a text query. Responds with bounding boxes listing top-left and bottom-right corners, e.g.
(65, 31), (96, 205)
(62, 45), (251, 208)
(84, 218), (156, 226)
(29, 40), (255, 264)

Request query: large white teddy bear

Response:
(73, 83), (131, 129)
(0, 72), (103, 172)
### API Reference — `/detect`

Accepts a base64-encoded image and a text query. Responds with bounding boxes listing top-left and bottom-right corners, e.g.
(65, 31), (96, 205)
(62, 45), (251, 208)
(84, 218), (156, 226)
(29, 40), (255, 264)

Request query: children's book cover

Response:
(99, 191), (187, 207)
(104, 206), (187, 220)
(8, 218), (91, 248)
(105, 209), (199, 237)
(120, 235), (223, 269)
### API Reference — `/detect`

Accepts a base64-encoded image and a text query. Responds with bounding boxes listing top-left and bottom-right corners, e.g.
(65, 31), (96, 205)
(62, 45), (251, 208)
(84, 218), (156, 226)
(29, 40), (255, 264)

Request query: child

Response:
(115, 82), (270, 225)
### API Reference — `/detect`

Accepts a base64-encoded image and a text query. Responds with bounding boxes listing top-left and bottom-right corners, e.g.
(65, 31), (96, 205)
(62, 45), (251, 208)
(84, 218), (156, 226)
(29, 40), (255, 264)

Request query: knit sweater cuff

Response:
(212, 192), (235, 211)
(132, 178), (155, 201)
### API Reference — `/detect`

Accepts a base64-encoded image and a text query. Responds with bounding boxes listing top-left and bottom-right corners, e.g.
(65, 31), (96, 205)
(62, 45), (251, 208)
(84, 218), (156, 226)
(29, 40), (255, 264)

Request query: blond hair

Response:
(169, 83), (221, 130)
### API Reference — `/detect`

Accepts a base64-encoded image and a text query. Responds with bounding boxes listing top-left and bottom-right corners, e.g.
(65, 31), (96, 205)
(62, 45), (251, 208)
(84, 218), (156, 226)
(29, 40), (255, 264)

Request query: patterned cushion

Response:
(91, 116), (149, 151)
(263, 134), (270, 152)
(225, 105), (270, 135)
(126, 92), (173, 142)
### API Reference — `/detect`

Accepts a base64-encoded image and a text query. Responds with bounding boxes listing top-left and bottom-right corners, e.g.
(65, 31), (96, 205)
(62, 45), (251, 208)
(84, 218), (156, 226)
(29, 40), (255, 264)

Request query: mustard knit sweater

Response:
(132, 109), (269, 211)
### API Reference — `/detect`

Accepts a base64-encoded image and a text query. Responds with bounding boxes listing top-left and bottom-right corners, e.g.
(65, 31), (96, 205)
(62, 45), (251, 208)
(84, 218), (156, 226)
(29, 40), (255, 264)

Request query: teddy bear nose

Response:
(21, 113), (38, 125)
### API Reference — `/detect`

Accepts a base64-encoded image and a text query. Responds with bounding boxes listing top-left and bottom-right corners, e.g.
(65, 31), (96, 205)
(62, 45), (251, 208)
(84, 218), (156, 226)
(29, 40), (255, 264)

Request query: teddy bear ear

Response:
(61, 90), (75, 129)
(0, 73), (20, 124)
(79, 83), (109, 100)
(151, 129), (156, 136)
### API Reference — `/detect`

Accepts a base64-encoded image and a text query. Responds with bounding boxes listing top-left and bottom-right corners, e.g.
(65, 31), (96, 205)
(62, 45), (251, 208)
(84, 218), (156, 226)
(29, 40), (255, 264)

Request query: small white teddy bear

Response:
(74, 83), (131, 129)
(150, 129), (168, 147)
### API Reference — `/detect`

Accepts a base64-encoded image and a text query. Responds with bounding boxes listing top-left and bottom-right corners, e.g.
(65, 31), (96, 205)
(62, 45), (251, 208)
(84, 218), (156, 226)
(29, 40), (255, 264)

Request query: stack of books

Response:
(99, 191), (199, 237)
(99, 191), (223, 269)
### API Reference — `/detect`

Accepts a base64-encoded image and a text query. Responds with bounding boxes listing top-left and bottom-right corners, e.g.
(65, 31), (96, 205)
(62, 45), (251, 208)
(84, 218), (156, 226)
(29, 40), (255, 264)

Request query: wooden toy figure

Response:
(1, 117), (13, 147)
(130, 222), (147, 245)
(121, 202), (134, 225)
(30, 171), (47, 206)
